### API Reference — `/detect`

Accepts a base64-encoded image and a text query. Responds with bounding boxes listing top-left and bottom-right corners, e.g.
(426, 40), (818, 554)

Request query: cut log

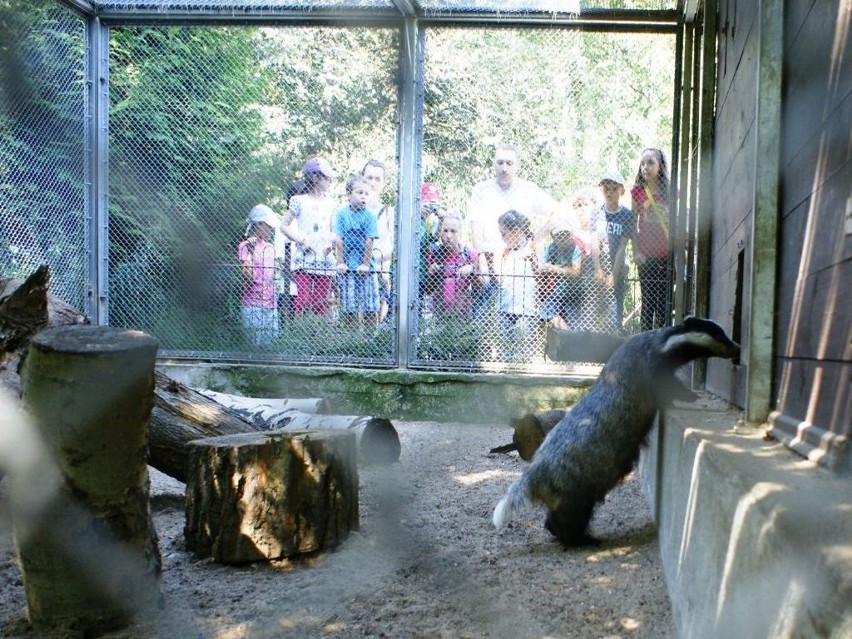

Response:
(490, 409), (568, 461)
(545, 325), (625, 363)
(185, 429), (359, 564)
(195, 388), (331, 423)
(267, 412), (400, 465)
(17, 325), (161, 634)
(149, 371), (259, 482)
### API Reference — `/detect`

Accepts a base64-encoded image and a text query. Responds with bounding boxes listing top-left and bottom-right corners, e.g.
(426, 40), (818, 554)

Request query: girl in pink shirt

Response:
(238, 204), (280, 344)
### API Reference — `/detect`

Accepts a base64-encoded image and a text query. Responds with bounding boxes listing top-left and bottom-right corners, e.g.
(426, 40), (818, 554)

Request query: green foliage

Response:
(0, 0), (87, 309)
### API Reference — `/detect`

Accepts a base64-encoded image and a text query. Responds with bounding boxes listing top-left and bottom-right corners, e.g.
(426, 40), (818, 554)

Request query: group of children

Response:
(240, 147), (671, 349)
(238, 157), (384, 344)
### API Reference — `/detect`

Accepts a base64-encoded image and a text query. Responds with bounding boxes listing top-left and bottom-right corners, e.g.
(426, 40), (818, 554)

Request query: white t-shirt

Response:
(496, 240), (538, 317)
(287, 193), (337, 274)
(469, 177), (557, 256)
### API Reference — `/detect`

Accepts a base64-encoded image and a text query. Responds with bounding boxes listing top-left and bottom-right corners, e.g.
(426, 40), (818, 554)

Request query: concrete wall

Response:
(646, 402), (852, 639)
(158, 361), (590, 425)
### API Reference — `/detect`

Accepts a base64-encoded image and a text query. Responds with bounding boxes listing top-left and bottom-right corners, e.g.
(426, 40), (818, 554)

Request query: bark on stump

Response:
(16, 325), (161, 635)
(185, 429), (359, 564)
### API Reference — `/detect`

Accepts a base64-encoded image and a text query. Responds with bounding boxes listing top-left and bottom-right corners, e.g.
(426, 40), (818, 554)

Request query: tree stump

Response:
(185, 429), (359, 564)
(509, 409), (567, 460)
(16, 325), (161, 635)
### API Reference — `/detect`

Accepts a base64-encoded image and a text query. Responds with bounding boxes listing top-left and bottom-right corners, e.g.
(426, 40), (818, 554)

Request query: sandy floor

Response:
(1, 420), (674, 639)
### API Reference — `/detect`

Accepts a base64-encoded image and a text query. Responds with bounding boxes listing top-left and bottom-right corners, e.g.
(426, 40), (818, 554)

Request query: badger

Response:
(492, 316), (740, 547)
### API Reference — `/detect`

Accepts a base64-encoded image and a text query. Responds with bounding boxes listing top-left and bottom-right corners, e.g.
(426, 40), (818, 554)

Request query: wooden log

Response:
(149, 371), (258, 482)
(545, 325), (625, 363)
(267, 412), (400, 465)
(17, 325), (161, 634)
(185, 429), (359, 564)
(509, 409), (567, 460)
(0, 266), (88, 396)
(194, 388), (331, 423)
(490, 409), (568, 461)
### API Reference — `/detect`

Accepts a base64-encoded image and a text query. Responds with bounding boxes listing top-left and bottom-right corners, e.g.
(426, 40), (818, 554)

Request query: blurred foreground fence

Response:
(1, 0), (676, 373)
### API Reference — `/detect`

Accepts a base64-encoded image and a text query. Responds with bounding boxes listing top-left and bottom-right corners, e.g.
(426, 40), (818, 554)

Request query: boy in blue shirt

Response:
(334, 175), (380, 328)
(596, 172), (634, 333)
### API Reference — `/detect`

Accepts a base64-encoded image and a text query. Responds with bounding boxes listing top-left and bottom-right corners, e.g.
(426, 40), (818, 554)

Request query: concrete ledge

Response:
(156, 361), (592, 424)
(652, 399), (852, 638)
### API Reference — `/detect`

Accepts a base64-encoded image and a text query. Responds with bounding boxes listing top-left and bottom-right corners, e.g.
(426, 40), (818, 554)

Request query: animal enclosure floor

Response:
(0, 421), (674, 639)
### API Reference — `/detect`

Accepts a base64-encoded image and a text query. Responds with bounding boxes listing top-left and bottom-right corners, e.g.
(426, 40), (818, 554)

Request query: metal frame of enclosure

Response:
(3, 1), (705, 374)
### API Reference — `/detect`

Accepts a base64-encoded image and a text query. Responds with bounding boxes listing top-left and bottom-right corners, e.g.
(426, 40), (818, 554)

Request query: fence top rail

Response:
(58, 0), (679, 30)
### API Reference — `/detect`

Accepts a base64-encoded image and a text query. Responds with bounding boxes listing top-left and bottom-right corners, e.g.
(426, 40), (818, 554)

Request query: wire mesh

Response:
(0, 0), (88, 313)
(413, 25), (675, 370)
(2, 3), (677, 372)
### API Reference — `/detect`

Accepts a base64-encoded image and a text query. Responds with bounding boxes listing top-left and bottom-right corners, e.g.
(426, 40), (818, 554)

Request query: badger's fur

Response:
(492, 316), (739, 547)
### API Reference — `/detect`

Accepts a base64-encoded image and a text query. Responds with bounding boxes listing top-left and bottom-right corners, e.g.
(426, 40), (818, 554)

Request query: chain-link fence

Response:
(2, 1), (677, 373)
(0, 0), (88, 312)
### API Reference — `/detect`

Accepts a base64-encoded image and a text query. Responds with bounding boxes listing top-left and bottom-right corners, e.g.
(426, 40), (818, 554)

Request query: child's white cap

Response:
(551, 219), (575, 235)
(248, 204), (281, 228)
(599, 172), (626, 186)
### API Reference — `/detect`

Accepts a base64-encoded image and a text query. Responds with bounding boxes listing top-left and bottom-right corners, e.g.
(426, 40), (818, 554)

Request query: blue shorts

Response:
(339, 271), (380, 314)
(241, 306), (278, 345)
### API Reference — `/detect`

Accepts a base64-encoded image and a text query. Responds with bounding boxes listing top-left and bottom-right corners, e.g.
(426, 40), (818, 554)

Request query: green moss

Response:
(159, 362), (591, 425)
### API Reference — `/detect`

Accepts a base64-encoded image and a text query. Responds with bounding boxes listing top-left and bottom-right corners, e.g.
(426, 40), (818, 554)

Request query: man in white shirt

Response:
(468, 143), (560, 317)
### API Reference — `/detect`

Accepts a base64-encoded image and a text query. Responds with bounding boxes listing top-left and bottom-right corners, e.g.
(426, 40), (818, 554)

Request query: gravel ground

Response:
(1, 420), (674, 639)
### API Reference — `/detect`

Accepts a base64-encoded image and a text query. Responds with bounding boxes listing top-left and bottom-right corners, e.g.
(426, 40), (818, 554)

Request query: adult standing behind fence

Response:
(279, 157), (337, 317)
(238, 204), (281, 345)
(630, 147), (671, 330)
(468, 143), (559, 316)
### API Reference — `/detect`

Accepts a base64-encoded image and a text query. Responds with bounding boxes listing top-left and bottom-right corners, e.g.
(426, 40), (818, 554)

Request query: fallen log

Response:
(0, 266), (89, 395)
(545, 325), (625, 363)
(150, 373), (399, 480)
(150, 371), (260, 482)
(194, 388), (331, 424)
(490, 408), (568, 461)
(185, 429), (359, 564)
(265, 412), (400, 465)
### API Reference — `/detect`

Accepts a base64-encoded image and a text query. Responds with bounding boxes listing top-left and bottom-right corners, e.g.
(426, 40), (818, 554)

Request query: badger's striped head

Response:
(660, 317), (740, 362)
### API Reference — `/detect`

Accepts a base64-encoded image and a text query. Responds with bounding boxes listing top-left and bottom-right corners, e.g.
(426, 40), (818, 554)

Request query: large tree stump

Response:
(185, 429), (359, 564)
(16, 325), (161, 635)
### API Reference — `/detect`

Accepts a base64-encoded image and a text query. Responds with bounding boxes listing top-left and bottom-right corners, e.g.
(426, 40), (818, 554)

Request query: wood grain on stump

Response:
(185, 429), (359, 564)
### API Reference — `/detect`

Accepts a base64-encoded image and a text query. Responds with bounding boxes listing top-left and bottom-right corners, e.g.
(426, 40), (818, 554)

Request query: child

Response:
(596, 172), (634, 333)
(538, 220), (582, 330)
(631, 147), (671, 330)
(280, 156), (337, 317)
(334, 174), (380, 329)
(426, 213), (480, 318)
(495, 209), (539, 360)
(238, 204), (281, 345)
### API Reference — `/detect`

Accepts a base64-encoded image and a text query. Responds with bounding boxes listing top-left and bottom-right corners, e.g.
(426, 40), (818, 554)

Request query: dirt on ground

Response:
(0, 420), (674, 639)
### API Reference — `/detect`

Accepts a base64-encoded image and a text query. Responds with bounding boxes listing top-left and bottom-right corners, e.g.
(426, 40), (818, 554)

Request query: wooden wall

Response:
(769, 0), (851, 468)
(705, 0), (759, 407)
(705, 0), (850, 469)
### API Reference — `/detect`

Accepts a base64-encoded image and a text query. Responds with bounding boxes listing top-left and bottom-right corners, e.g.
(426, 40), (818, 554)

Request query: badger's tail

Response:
(492, 473), (533, 530)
